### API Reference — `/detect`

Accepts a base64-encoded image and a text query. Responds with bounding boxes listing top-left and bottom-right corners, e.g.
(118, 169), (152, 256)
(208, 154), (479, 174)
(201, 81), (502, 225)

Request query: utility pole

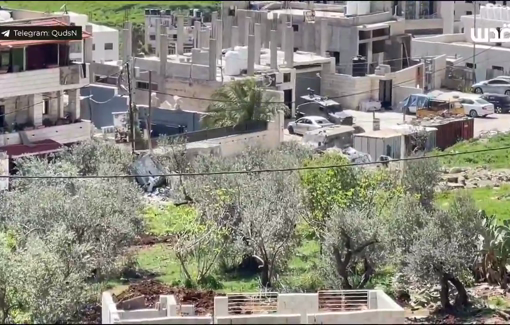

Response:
(472, 1), (477, 83)
(147, 70), (153, 153)
(126, 61), (136, 154)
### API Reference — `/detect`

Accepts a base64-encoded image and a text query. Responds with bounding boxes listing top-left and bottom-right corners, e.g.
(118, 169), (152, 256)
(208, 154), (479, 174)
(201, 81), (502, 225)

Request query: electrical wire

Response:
(148, 44), (497, 105)
(0, 65), (127, 119)
(2, 144), (510, 179)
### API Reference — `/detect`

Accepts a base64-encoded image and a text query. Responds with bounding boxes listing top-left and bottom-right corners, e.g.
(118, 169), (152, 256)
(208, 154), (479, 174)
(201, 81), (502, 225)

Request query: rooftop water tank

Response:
(235, 46), (249, 71)
(503, 7), (510, 21)
(358, 1), (370, 15)
(224, 50), (242, 76)
(346, 1), (358, 16)
(486, 4), (496, 20)
(480, 5), (488, 19)
(494, 5), (503, 20)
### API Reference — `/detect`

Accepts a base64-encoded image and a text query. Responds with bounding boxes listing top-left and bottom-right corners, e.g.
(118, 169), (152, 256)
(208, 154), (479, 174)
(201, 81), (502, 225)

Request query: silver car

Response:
(472, 78), (510, 95)
(287, 116), (334, 136)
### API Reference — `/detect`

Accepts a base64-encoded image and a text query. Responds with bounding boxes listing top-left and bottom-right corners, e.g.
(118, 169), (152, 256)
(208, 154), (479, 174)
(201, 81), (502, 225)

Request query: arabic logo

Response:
(470, 24), (510, 43)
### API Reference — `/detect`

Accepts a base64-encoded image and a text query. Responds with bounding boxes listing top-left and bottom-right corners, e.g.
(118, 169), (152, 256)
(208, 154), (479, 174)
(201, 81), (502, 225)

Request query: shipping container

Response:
(419, 118), (474, 150)
(354, 129), (405, 161)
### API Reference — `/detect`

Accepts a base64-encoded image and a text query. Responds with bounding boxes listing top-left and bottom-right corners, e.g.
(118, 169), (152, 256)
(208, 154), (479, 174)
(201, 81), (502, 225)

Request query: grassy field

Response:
(439, 133), (510, 169)
(0, 1), (219, 27)
(436, 185), (510, 221)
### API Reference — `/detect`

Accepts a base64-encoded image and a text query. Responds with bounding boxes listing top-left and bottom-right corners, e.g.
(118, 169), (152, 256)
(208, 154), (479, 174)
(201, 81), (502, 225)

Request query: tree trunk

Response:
(357, 258), (374, 289)
(448, 276), (469, 307)
(500, 261), (508, 290)
(439, 274), (452, 310)
(260, 263), (271, 288)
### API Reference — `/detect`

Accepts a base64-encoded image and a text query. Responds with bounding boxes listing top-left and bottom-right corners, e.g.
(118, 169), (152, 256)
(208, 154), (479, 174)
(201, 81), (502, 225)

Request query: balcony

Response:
(0, 63), (89, 98)
(0, 120), (92, 147)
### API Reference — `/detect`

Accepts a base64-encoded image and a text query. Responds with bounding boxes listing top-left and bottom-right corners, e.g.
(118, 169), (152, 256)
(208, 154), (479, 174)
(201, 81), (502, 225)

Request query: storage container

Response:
(419, 118), (474, 150)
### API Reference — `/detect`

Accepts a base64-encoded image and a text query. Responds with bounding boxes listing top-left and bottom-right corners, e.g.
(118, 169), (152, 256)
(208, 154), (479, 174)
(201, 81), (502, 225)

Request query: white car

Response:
(459, 97), (495, 117)
(287, 116), (334, 136)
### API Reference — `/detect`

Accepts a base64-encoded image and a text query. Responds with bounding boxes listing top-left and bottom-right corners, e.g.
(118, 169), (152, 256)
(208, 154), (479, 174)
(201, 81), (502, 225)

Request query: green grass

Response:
(0, 1), (219, 28)
(436, 185), (510, 221)
(438, 133), (510, 169)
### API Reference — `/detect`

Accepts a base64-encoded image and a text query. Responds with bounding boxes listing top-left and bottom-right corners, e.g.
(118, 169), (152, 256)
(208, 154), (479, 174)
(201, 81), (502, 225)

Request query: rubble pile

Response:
(438, 167), (510, 191)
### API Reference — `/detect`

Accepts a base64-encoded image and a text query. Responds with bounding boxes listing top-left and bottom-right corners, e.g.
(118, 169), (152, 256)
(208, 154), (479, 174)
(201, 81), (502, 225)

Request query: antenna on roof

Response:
(59, 4), (68, 15)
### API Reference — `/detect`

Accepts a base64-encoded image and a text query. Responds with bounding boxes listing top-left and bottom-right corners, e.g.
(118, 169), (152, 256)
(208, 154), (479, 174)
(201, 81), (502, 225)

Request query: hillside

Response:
(0, 1), (219, 27)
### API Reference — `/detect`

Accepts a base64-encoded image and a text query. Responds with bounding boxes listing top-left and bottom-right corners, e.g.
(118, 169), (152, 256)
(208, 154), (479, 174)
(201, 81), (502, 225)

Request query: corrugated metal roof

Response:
(0, 139), (63, 158)
(355, 129), (403, 139)
(0, 18), (91, 48)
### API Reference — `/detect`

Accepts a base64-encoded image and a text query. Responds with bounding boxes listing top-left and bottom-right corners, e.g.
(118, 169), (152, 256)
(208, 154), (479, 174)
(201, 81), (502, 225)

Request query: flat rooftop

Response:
(90, 23), (118, 33)
(267, 9), (345, 19)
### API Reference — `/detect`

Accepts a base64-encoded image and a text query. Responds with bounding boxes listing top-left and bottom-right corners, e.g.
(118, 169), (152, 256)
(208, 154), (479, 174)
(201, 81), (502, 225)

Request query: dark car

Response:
(480, 93), (510, 113)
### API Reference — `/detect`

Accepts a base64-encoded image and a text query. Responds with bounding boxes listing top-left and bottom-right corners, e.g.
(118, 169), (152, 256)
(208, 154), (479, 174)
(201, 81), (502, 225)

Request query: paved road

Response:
(283, 111), (510, 142)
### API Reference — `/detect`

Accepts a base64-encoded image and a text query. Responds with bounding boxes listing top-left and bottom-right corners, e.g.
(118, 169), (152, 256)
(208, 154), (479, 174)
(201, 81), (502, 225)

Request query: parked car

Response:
(458, 97), (495, 117)
(471, 78), (510, 95)
(287, 116), (334, 136)
(480, 93), (510, 113)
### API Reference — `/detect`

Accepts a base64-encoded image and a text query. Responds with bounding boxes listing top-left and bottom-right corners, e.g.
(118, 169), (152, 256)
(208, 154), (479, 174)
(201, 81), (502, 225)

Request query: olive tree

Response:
(387, 193), (482, 310)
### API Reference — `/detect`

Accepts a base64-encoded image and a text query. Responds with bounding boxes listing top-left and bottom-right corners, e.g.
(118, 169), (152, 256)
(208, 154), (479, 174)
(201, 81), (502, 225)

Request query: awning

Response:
(0, 139), (63, 158)
(0, 18), (91, 48)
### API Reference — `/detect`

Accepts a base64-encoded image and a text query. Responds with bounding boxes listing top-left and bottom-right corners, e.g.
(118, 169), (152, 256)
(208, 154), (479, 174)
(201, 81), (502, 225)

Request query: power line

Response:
(0, 65), (126, 119)
(147, 45), (496, 105)
(3, 144), (510, 179)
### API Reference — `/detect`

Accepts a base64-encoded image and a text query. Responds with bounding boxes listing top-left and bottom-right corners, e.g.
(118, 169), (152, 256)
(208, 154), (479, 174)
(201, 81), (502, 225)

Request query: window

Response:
(69, 41), (82, 54)
(476, 99), (490, 104)
(493, 66), (504, 71)
(149, 34), (156, 41)
(465, 1), (472, 3)
(461, 99), (474, 105)
(292, 24), (299, 32)
(104, 43), (114, 50)
(461, 28), (464, 33)
(466, 62), (476, 69)
(43, 99), (49, 115)
(488, 79), (509, 84)
(298, 118), (311, 124)
(0, 50), (10, 71)
(466, 10), (472, 15)
(315, 119), (329, 125)
(489, 0), (496, 4)
(283, 73), (291, 83)
(136, 81), (158, 91)
(92, 44), (95, 51)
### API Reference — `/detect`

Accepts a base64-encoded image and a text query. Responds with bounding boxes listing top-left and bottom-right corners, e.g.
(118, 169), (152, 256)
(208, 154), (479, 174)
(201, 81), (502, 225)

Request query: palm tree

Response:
(201, 78), (289, 128)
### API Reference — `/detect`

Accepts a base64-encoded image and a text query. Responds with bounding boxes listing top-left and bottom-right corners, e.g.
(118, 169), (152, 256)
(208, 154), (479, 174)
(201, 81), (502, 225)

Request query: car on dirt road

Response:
(458, 96), (495, 117)
(480, 93), (510, 114)
(471, 78), (510, 95)
(287, 116), (334, 136)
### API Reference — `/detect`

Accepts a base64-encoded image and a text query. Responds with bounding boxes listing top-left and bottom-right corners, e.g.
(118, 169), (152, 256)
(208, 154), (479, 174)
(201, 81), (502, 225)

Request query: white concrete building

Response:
(0, 14), (92, 154)
(55, 11), (119, 63)
(412, 4), (510, 82)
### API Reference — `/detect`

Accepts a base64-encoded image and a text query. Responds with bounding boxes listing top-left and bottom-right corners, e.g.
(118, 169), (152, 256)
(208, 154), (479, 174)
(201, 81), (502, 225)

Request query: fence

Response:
(169, 120), (269, 144)
(318, 290), (369, 312)
(226, 292), (279, 315)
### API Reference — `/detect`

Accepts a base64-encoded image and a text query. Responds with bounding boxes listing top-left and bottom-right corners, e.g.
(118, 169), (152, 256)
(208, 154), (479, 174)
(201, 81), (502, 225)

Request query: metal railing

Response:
(226, 292), (279, 315)
(318, 290), (369, 312)
(170, 120), (269, 144)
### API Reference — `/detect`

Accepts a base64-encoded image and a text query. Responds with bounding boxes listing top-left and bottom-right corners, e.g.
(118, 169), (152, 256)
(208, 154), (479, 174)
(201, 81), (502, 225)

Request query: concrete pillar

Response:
(57, 91), (64, 118)
(260, 13), (269, 48)
(214, 297), (228, 317)
(159, 33), (168, 77)
(67, 90), (80, 122)
(243, 16), (251, 46)
(216, 19), (223, 58)
(440, 1), (454, 34)
(28, 94), (43, 126)
(155, 19), (161, 56)
(84, 24), (93, 63)
(176, 15), (184, 55)
(319, 18), (328, 56)
(48, 92), (59, 120)
(285, 25), (294, 68)
(238, 10), (247, 45)
(224, 15), (233, 49)
(209, 38), (217, 81)
(254, 23), (261, 64)
(367, 42), (373, 73)
(270, 30), (278, 69)
(247, 34), (255, 76)
(279, 14), (287, 49)
(211, 12), (218, 36)
(193, 20), (201, 48)
(200, 29), (209, 49)
(231, 26), (239, 48)
(191, 48), (201, 65)
(303, 22), (310, 52)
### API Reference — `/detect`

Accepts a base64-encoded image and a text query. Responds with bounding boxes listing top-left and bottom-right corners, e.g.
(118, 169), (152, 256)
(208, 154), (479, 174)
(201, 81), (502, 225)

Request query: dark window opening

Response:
(493, 66), (504, 71)
(26, 44), (59, 71)
(466, 10), (472, 15)
(292, 24), (299, 32)
(136, 81), (159, 91)
(283, 73), (291, 83)
(0, 50), (10, 72)
(92, 44), (95, 51)
(104, 43), (114, 50)
(372, 28), (389, 38)
(43, 99), (49, 115)
(466, 62), (476, 69)
(149, 35), (156, 41)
